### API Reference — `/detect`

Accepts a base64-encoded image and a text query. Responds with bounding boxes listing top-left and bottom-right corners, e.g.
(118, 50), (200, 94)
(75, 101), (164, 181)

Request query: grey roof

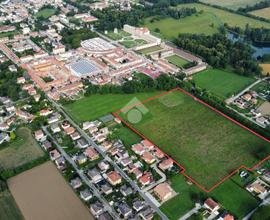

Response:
(99, 114), (114, 123)
(70, 59), (99, 75)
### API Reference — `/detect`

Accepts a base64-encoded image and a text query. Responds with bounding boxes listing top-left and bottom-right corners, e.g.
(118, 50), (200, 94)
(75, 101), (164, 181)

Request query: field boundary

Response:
(112, 87), (270, 192)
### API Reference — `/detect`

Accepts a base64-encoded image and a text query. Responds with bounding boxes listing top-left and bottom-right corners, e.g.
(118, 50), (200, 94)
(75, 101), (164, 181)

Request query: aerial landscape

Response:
(1, 0), (270, 220)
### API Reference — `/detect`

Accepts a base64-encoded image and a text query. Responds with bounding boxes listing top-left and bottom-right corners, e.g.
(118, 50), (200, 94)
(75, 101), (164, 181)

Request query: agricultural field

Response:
(260, 63), (270, 75)
(64, 91), (163, 123)
(176, 3), (270, 29)
(144, 12), (220, 38)
(36, 8), (57, 19)
(0, 188), (24, 220)
(137, 45), (163, 54)
(0, 127), (45, 170)
(165, 55), (190, 68)
(8, 162), (93, 220)
(118, 90), (270, 189)
(200, 0), (263, 10)
(193, 68), (255, 99)
(250, 7), (270, 20)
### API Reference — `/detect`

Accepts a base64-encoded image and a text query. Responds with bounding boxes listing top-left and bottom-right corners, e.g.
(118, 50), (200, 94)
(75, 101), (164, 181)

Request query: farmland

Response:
(144, 12), (220, 38)
(250, 7), (270, 20)
(176, 3), (270, 29)
(260, 63), (270, 75)
(118, 90), (270, 189)
(8, 162), (93, 220)
(0, 188), (24, 220)
(64, 91), (163, 123)
(193, 68), (255, 99)
(200, 0), (263, 10)
(0, 127), (45, 170)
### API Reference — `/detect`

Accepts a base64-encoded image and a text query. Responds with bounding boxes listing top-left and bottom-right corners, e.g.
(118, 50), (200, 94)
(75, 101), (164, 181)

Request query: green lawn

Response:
(144, 12), (220, 38)
(0, 127), (44, 170)
(120, 39), (147, 48)
(200, 0), (263, 10)
(36, 8), (57, 19)
(64, 92), (163, 123)
(137, 45), (163, 54)
(193, 68), (255, 99)
(111, 126), (142, 147)
(105, 30), (131, 40)
(119, 90), (270, 189)
(0, 189), (24, 220)
(166, 55), (190, 68)
(176, 3), (270, 29)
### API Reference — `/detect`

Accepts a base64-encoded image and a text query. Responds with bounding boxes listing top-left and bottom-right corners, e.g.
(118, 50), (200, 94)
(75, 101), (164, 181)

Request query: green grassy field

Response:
(193, 68), (255, 99)
(0, 127), (44, 170)
(144, 12), (220, 38)
(0, 189), (24, 220)
(250, 7), (270, 20)
(161, 173), (258, 219)
(64, 92), (163, 123)
(176, 3), (270, 29)
(200, 0), (263, 10)
(36, 8), (57, 19)
(119, 90), (270, 189)
(137, 45), (163, 54)
(120, 39), (147, 48)
(105, 30), (131, 40)
(166, 55), (190, 68)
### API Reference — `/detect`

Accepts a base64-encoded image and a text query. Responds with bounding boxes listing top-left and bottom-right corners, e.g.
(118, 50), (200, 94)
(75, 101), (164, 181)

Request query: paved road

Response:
(42, 126), (120, 220)
(49, 98), (169, 220)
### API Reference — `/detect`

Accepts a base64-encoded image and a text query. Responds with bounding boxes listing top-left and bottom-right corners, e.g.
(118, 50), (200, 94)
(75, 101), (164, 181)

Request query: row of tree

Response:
(238, 0), (270, 13)
(174, 33), (261, 76)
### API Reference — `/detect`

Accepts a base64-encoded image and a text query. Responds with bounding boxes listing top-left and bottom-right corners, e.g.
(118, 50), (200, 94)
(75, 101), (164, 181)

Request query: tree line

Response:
(174, 33), (261, 76)
(238, 0), (270, 13)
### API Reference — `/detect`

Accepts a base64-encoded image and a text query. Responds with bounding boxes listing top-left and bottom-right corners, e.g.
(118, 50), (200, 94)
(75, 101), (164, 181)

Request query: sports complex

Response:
(113, 88), (270, 192)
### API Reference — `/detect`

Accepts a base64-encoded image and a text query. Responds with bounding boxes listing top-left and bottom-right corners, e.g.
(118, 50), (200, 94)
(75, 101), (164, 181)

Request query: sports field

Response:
(0, 127), (45, 170)
(64, 91), (163, 123)
(117, 89), (270, 190)
(166, 55), (190, 68)
(250, 7), (270, 20)
(36, 8), (57, 19)
(200, 0), (263, 10)
(0, 188), (24, 220)
(144, 12), (220, 38)
(176, 3), (270, 29)
(193, 68), (255, 99)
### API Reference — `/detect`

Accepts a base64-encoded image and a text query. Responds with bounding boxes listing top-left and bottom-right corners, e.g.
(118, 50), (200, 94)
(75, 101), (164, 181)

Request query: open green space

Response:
(0, 31), (20, 39)
(0, 188), (24, 220)
(144, 12), (220, 38)
(64, 91), (163, 123)
(0, 127), (44, 170)
(36, 8), (57, 19)
(200, 0), (263, 10)
(119, 90), (270, 189)
(120, 39), (147, 48)
(176, 3), (270, 29)
(137, 45), (163, 54)
(193, 68), (255, 99)
(161, 173), (258, 219)
(105, 30), (131, 40)
(166, 55), (190, 68)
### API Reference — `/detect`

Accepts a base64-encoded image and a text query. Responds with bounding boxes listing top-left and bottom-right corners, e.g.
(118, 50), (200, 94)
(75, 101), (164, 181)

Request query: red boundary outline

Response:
(112, 87), (270, 193)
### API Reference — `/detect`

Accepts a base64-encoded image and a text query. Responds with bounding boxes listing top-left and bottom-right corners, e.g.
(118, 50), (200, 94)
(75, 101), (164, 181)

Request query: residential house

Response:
(80, 188), (92, 201)
(142, 152), (155, 164)
(101, 182), (113, 195)
(61, 120), (70, 129)
(139, 172), (153, 186)
(77, 138), (88, 149)
(118, 202), (132, 218)
(120, 185), (133, 196)
(76, 154), (87, 165)
(90, 201), (104, 216)
(51, 123), (61, 133)
(98, 212), (112, 220)
(48, 113), (61, 124)
(153, 182), (175, 202)
(204, 198), (220, 214)
(42, 140), (53, 151)
(132, 143), (145, 155)
(55, 156), (66, 170)
(40, 108), (53, 117)
(107, 171), (122, 186)
(0, 123), (9, 131)
(64, 126), (75, 135)
(133, 199), (144, 212)
(34, 129), (45, 141)
(139, 207), (154, 220)
(49, 149), (61, 161)
(98, 161), (110, 172)
(159, 158), (174, 171)
(88, 168), (102, 183)
(70, 131), (80, 141)
(70, 177), (82, 189)
(141, 139), (154, 150)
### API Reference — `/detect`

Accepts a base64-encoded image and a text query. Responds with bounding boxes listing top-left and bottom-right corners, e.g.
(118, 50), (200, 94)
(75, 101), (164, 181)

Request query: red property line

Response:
(112, 87), (270, 193)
